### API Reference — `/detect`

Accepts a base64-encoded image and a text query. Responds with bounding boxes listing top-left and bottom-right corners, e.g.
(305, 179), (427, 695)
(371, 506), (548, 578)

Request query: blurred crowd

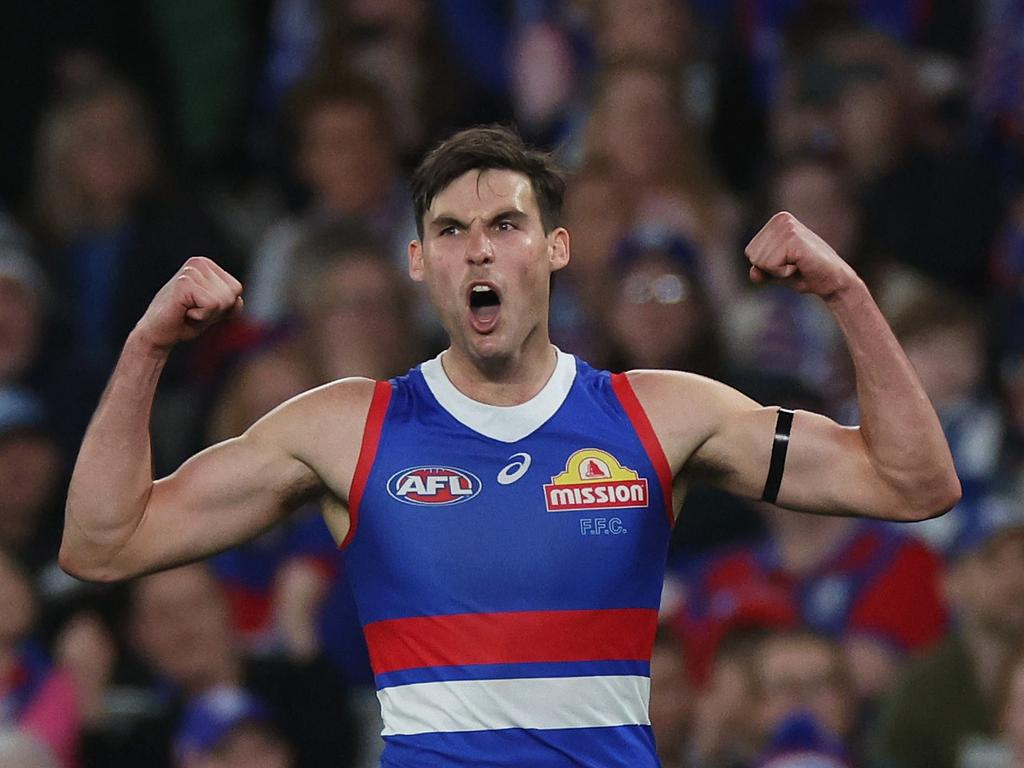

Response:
(1, 0), (1024, 767)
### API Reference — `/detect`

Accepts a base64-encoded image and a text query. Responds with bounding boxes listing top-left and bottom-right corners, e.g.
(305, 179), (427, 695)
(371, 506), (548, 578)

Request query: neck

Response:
(441, 333), (557, 406)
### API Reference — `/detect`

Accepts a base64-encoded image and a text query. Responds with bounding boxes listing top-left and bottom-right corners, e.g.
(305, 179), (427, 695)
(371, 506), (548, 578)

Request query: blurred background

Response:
(1, 0), (1024, 766)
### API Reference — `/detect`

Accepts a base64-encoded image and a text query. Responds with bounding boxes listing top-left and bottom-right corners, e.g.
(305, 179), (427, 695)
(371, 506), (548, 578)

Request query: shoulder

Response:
(246, 377), (380, 459)
(282, 375), (380, 425)
(623, 368), (742, 405)
(623, 369), (759, 455)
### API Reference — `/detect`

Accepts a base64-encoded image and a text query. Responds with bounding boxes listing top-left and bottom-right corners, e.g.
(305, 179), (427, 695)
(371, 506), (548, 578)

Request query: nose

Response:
(465, 225), (494, 266)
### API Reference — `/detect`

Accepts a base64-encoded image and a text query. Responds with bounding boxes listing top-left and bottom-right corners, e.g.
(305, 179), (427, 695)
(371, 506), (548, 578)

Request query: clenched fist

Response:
(745, 212), (859, 301)
(133, 256), (243, 351)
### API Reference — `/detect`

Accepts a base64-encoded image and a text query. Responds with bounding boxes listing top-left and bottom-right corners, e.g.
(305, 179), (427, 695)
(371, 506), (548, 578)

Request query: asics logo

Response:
(497, 453), (532, 485)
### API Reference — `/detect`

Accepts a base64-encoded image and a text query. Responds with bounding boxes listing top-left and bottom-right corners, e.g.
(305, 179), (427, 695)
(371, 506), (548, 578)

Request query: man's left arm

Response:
(629, 212), (961, 522)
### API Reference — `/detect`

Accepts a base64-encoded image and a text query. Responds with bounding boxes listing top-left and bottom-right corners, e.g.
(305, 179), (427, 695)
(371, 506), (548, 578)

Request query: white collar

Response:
(419, 347), (576, 442)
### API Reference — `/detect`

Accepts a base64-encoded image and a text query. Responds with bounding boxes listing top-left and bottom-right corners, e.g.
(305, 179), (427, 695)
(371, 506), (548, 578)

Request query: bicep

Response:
(120, 431), (322, 575)
(691, 401), (905, 517)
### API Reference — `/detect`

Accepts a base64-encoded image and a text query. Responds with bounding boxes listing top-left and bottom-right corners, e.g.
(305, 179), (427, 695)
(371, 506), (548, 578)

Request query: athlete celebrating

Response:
(61, 126), (960, 767)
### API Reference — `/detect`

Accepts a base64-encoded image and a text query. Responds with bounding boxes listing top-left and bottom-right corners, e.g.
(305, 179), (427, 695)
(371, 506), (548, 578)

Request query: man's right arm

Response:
(59, 257), (371, 582)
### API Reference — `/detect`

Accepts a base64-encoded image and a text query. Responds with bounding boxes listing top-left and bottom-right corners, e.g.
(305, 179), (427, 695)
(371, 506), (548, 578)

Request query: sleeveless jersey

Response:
(342, 350), (675, 767)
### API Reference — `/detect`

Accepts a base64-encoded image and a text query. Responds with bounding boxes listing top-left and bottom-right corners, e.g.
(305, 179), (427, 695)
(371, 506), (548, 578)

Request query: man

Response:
(60, 126), (960, 767)
(75, 563), (358, 768)
(750, 630), (855, 767)
(873, 508), (1024, 768)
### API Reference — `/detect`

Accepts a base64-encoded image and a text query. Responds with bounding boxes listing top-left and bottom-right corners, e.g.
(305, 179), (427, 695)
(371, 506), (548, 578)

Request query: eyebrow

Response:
(429, 208), (529, 232)
(429, 214), (467, 232)
(488, 209), (527, 226)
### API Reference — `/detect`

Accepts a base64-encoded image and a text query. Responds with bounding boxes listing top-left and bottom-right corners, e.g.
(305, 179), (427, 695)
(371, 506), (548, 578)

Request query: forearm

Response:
(60, 332), (168, 578)
(828, 279), (960, 516)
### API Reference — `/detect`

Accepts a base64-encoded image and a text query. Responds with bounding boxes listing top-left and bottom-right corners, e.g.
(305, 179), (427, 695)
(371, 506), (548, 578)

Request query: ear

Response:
(548, 227), (570, 273)
(408, 239), (425, 282)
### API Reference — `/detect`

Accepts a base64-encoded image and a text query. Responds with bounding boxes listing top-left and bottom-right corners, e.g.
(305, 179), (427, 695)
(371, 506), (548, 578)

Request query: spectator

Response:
(888, 291), (1004, 557)
(873, 508), (1024, 768)
(31, 77), (225, 360)
(0, 547), (79, 768)
(79, 563), (358, 768)
(606, 228), (721, 378)
(29, 76), (229, 445)
(205, 222), (419, 762)
(679, 507), (947, 703)
(318, 0), (474, 159)
(750, 631), (855, 767)
(246, 70), (415, 324)
(173, 688), (293, 768)
(210, 220), (422, 442)
(954, 646), (1024, 768)
(583, 59), (729, 248)
(689, 628), (763, 768)
(724, 151), (860, 406)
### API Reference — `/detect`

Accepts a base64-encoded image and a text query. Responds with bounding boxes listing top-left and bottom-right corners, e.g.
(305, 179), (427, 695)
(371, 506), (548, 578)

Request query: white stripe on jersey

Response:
(377, 675), (651, 736)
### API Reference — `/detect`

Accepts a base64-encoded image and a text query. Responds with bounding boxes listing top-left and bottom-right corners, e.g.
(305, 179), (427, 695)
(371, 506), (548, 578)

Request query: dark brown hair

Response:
(410, 125), (566, 239)
(285, 68), (393, 146)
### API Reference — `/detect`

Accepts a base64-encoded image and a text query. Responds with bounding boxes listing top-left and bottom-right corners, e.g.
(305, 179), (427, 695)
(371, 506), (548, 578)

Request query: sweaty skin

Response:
(60, 177), (959, 582)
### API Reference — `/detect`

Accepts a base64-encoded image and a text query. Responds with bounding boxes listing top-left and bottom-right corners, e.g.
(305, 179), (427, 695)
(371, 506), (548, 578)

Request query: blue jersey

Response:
(342, 350), (675, 767)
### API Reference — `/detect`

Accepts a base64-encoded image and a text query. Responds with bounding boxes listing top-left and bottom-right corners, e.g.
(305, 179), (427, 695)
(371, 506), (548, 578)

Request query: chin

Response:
(468, 335), (511, 360)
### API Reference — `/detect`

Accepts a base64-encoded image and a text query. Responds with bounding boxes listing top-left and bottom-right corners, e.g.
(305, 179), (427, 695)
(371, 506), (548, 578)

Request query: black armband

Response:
(761, 408), (794, 504)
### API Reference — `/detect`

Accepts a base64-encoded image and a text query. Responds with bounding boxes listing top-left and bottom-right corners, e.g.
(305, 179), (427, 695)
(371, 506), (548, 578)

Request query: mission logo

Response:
(387, 466), (482, 506)
(544, 449), (649, 512)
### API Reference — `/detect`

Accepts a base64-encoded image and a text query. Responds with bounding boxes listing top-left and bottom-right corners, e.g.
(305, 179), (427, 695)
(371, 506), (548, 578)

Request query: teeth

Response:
(472, 285), (493, 292)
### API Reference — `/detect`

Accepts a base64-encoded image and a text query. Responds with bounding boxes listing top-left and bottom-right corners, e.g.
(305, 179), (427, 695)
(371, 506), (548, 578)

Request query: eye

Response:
(438, 225), (459, 237)
(495, 220), (517, 232)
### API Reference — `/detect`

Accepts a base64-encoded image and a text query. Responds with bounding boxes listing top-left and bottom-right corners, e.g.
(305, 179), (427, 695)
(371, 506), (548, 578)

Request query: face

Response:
(696, 653), (758, 760)
(70, 91), (155, 209)
(298, 103), (392, 214)
(609, 254), (705, 368)
(948, 535), (1024, 642)
(598, 0), (690, 64)
(409, 169), (569, 365)
(773, 163), (858, 260)
(904, 323), (985, 406)
(132, 565), (235, 690)
(596, 68), (677, 184)
(835, 77), (901, 179)
(755, 636), (851, 739)
(307, 256), (411, 380)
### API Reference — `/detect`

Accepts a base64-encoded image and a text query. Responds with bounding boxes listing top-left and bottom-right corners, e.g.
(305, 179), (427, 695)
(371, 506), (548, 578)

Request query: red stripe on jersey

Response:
(610, 373), (675, 525)
(341, 380), (393, 549)
(364, 608), (659, 674)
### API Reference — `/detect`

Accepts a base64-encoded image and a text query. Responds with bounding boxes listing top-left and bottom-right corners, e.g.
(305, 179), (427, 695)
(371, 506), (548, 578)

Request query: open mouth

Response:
(468, 283), (501, 333)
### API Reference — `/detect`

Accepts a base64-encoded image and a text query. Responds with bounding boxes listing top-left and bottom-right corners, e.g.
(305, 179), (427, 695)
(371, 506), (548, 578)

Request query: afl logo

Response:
(387, 466), (482, 506)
